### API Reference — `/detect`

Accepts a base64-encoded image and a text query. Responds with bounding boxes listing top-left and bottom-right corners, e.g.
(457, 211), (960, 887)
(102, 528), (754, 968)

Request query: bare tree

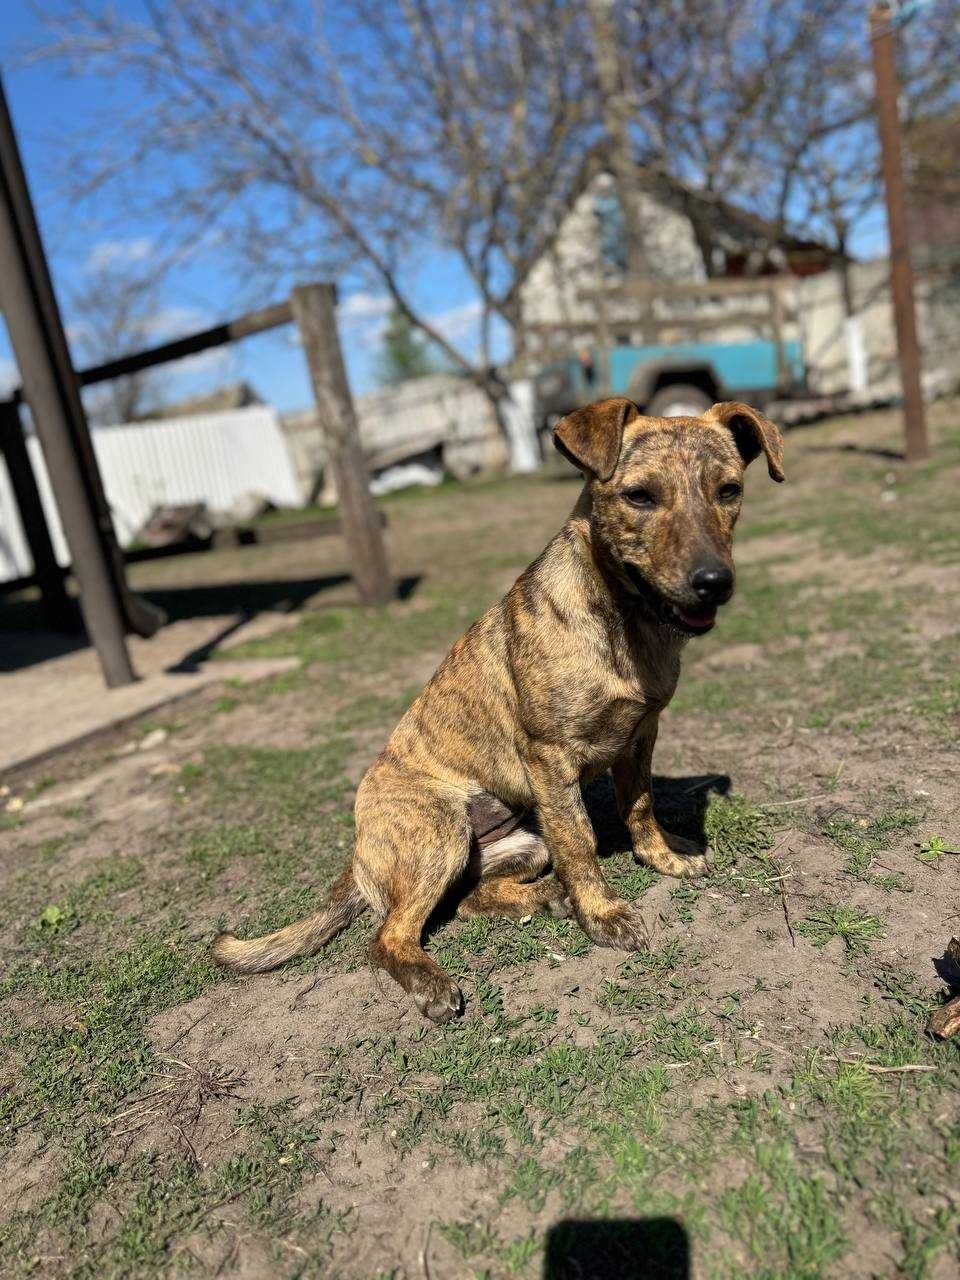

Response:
(34, 0), (611, 419)
(622, 0), (960, 273)
(67, 257), (166, 424)
(33, 0), (958, 422)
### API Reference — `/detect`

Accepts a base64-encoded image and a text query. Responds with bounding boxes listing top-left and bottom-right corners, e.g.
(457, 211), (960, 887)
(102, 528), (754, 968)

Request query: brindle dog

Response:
(214, 399), (784, 1020)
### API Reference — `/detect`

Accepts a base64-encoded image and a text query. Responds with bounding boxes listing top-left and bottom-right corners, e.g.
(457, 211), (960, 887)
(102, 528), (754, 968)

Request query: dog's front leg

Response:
(527, 745), (649, 951)
(613, 718), (709, 878)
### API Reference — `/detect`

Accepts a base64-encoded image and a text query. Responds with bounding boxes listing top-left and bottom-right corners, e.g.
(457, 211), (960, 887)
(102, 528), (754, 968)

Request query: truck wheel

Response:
(645, 384), (713, 418)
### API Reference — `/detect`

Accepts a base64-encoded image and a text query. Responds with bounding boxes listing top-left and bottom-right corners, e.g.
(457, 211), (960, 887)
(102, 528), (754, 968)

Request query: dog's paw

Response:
(634, 831), (710, 878)
(413, 974), (464, 1023)
(579, 899), (650, 951)
(546, 891), (573, 918)
(540, 879), (573, 918)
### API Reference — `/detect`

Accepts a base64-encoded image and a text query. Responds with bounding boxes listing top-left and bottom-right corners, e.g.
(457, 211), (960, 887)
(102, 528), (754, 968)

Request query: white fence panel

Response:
(0, 405), (301, 584)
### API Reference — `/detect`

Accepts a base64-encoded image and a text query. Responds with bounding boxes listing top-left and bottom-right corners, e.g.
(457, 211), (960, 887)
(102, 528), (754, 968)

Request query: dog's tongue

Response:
(677, 606), (717, 630)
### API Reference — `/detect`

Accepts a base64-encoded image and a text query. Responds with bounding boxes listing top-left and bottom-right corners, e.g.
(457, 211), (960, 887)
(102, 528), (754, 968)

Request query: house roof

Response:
(639, 165), (830, 254)
(134, 381), (264, 421)
(520, 146), (833, 291)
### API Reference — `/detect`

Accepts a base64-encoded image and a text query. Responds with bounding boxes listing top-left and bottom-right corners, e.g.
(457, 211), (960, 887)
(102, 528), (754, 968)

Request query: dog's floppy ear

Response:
(705, 402), (785, 482)
(553, 397), (638, 481)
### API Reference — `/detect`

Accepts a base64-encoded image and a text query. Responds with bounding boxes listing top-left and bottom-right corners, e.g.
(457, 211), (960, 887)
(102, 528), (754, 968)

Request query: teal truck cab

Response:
(535, 334), (806, 423)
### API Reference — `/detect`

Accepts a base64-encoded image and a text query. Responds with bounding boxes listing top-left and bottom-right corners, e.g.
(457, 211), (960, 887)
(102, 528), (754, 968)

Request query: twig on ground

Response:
(767, 792), (843, 808)
(420, 1220), (434, 1280)
(752, 1039), (937, 1074)
(823, 1056), (938, 1074)
(288, 972), (333, 1012)
(162, 1005), (215, 1053)
(779, 879), (796, 948)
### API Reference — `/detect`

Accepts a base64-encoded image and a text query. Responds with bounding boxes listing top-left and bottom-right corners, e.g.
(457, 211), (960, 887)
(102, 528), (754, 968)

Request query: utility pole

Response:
(291, 283), (394, 606)
(869, 3), (928, 462)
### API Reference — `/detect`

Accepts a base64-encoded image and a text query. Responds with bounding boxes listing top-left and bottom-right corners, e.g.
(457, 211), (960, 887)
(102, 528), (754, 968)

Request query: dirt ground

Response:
(1, 400), (958, 1279)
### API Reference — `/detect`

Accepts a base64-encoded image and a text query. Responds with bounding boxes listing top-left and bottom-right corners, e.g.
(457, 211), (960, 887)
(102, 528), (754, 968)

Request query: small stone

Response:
(5, 796), (24, 813)
(139, 727), (169, 751)
(149, 762), (179, 778)
(880, 489), (897, 503)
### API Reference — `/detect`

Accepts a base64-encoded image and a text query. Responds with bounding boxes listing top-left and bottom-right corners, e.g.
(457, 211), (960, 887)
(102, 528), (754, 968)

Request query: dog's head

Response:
(554, 397), (784, 635)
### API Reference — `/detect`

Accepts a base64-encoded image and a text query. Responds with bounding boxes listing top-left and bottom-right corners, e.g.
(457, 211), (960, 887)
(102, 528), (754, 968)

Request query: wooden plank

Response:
(579, 275), (793, 303)
(528, 311), (776, 337)
(595, 294), (611, 394)
(222, 509), (387, 548)
(770, 285), (789, 390)
(76, 300), (293, 388)
(290, 283), (394, 606)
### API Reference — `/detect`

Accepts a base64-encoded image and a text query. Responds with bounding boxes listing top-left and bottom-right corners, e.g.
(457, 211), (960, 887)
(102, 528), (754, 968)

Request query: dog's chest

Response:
(559, 662), (676, 771)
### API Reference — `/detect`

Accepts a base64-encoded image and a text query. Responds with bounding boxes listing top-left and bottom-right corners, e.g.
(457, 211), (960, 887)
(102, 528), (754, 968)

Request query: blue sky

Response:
(0, 5), (498, 413)
(0, 4), (894, 419)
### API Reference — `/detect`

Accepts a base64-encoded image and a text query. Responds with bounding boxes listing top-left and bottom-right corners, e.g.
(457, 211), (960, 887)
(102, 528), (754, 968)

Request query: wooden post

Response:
(869, 4), (928, 462)
(0, 75), (140, 685)
(0, 399), (78, 631)
(291, 283), (394, 606)
(769, 280), (789, 393)
(595, 295), (612, 397)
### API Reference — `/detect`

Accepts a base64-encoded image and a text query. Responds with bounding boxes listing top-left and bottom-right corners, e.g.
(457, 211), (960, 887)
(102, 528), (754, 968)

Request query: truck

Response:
(531, 276), (805, 425)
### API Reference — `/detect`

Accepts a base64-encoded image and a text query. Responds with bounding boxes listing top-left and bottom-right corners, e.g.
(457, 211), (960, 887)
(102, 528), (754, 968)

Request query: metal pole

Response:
(0, 76), (137, 684)
(290, 283), (394, 606)
(869, 4), (928, 462)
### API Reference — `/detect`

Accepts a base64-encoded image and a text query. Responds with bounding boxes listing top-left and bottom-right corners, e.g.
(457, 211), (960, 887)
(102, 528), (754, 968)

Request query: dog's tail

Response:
(212, 868), (366, 974)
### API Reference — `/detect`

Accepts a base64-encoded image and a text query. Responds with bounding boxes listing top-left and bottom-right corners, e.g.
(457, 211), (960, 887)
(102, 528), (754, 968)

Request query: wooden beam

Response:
(0, 399), (78, 630)
(290, 283), (394, 607)
(579, 275), (792, 303)
(869, 4), (928, 461)
(528, 311), (778, 337)
(0, 74), (145, 683)
(76, 300), (293, 388)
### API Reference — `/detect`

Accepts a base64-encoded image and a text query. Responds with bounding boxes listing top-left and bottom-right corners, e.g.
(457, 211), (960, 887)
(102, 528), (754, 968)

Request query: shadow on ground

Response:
(428, 772), (731, 937)
(0, 573), (421, 674)
(808, 441), (906, 462)
(587, 771), (732, 858)
(544, 1217), (691, 1279)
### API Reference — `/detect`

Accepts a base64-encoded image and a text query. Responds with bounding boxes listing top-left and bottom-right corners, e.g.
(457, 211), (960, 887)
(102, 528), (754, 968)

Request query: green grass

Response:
(2, 402), (960, 1277)
(823, 801), (920, 888)
(795, 905), (886, 955)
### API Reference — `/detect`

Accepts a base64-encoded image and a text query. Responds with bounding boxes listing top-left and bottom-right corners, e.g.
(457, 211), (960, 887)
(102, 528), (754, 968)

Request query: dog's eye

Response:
(623, 488), (657, 509)
(717, 483), (742, 504)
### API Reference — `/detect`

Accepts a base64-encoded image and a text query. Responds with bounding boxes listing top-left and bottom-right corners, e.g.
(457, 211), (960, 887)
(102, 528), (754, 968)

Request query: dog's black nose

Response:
(689, 564), (734, 603)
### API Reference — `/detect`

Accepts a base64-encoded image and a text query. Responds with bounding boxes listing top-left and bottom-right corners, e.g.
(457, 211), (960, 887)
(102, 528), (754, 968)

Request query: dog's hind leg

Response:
(457, 830), (570, 919)
(357, 781), (471, 1022)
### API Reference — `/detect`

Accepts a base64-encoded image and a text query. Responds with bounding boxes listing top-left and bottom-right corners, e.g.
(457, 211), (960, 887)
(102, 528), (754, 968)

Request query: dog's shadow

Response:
(586, 771), (731, 860)
(432, 770), (730, 934)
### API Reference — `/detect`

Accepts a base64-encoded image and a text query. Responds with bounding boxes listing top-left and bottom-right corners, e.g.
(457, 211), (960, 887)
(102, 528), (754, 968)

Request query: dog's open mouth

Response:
(623, 563), (720, 635)
(670, 605), (717, 634)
